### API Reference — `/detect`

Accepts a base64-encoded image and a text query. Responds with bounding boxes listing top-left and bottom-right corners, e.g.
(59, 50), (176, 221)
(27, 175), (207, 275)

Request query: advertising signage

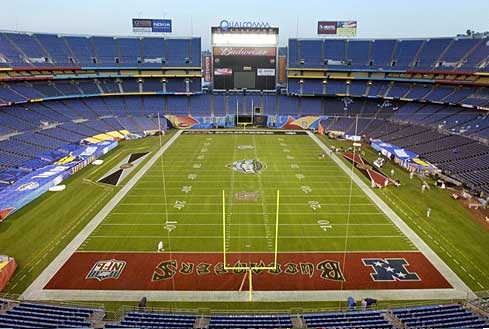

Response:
(152, 19), (172, 33)
(213, 47), (276, 57)
(132, 18), (172, 33)
(317, 21), (357, 36)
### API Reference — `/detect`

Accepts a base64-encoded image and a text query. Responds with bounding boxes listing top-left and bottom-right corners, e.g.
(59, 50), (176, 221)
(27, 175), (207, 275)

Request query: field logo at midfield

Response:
(86, 259), (126, 281)
(363, 258), (420, 281)
(226, 159), (265, 174)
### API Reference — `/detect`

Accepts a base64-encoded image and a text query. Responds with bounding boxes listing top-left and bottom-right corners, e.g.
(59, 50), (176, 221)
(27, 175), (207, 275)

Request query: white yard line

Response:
(307, 131), (476, 299)
(20, 130), (183, 300)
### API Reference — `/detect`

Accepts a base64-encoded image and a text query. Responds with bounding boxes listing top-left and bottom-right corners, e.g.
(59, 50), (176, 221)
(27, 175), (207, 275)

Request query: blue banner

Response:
(0, 140), (118, 221)
(152, 19), (172, 33)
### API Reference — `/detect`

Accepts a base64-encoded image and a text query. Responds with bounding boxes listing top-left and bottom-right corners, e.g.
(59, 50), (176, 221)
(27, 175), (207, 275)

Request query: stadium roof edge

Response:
(0, 29), (200, 40)
(289, 35), (485, 41)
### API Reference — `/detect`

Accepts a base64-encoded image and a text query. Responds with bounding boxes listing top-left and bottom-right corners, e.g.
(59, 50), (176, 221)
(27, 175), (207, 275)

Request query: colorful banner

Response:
(337, 21), (357, 36)
(371, 140), (437, 173)
(164, 115), (328, 130)
(267, 115), (328, 130)
(0, 140), (118, 221)
(318, 21), (357, 36)
(165, 115), (235, 129)
(213, 47), (276, 57)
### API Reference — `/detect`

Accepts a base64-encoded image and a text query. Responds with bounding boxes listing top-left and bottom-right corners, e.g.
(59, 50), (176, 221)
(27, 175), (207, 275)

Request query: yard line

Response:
(117, 203), (377, 206)
(124, 193), (369, 197)
(89, 235), (406, 239)
(109, 212), (383, 215)
(100, 223), (395, 226)
(132, 187), (366, 191)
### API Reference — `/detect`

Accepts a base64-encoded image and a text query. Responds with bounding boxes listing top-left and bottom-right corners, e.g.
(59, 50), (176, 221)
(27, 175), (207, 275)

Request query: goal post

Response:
(222, 189), (280, 301)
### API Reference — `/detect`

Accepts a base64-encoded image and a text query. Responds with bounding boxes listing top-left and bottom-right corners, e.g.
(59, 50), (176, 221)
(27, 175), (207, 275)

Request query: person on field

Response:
(158, 241), (164, 252)
(426, 208), (431, 218)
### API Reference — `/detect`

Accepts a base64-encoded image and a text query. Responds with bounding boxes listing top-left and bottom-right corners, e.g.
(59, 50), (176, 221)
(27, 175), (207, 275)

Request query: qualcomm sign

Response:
(219, 19), (271, 30)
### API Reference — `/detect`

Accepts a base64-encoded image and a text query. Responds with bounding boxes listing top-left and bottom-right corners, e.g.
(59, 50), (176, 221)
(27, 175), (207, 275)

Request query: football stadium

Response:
(1, 0), (489, 327)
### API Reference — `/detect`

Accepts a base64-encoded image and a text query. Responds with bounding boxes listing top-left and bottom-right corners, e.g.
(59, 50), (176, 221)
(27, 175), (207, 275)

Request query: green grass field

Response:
(1, 130), (489, 312)
(79, 132), (414, 255)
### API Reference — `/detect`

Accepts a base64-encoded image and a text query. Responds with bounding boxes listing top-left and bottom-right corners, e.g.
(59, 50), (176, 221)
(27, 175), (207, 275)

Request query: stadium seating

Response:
(0, 31), (201, 68)
(0, 298), (487, 329)
(289, 36), (489, 71)
(392, 303), (488, 328)
(208, 314), (293, 328)
(0, 302), (100, 328)
(106, 311), (196, 328)
(304, 309), (392, 328)
(320, 113), (489, 194)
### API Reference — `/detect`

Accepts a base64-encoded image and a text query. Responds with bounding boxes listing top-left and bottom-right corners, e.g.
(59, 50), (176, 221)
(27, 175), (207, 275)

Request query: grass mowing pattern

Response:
(80, 133), (416, 254)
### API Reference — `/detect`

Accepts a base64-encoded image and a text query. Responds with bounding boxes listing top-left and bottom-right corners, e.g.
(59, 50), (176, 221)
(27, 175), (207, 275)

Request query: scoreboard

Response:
(213, 46), (276, 90)
(211, 26), (278, 91)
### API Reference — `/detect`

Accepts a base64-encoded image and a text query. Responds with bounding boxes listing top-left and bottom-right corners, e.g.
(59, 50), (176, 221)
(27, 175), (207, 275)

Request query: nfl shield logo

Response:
(86, 259), (126, 281)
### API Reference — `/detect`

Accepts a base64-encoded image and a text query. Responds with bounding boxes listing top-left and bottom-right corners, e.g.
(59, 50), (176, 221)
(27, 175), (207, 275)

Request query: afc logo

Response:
(362, 258), (420, 281)
(86, 259), (126, 281)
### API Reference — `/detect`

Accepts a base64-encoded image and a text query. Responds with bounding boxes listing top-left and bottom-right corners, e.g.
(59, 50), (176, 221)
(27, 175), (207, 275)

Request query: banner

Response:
(214, 68), (232, 76)
(336, 21), (357, 36)
(132, 18), (172, 33)
(318, 21), (357, 36)
(0, 140), (118, 221)
(257, 68), (275, 76)
(317, 21), (338, 35)
(165, 115), (235, 129)
(277, 56), (287, 83)
(152, 19), (172, 33)
(203, 55), (212, 82)
(132, 19), (152, 33)
(0, 256), (16, 292)
(213, 47), (276, 57)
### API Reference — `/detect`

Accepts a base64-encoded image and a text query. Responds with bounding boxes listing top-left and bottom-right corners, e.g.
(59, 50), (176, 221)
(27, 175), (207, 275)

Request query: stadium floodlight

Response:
(222, 189), (280, 301)
(212, 33), (277, 46)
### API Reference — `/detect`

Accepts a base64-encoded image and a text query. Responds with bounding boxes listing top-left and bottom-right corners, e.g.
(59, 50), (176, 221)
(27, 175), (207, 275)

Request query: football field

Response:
(21, 130), (472, 301)
(81, 132), (414, 254)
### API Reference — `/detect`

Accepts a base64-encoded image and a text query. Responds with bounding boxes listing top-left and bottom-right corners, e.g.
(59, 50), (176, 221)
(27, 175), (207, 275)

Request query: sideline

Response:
(21, 130), (183, 300)
(307, 131), (476, 299)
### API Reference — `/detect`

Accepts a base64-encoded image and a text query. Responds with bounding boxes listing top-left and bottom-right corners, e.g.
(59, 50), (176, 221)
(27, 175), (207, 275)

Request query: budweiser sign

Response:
(213, 47), (276, 57)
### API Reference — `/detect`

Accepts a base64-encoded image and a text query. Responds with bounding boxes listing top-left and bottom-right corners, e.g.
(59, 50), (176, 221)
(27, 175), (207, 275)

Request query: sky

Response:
(0, 0), (488, 49)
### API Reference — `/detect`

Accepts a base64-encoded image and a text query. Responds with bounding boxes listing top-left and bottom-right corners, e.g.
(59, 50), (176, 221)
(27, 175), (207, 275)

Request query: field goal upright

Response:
(221, 189), (280, 301)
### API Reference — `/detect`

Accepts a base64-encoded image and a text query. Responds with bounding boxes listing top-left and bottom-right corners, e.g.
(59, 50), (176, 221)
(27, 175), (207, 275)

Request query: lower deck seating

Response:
(105, 311), (196, 328)
(0, 302), (100, 328)
(304, 310), (392, 329)
(208, 314), (292, 328)
(392, 303), (488, 328)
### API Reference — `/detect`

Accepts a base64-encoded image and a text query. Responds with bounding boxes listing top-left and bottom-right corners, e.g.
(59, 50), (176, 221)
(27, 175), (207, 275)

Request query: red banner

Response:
(0, 257), (16, 292)
(317, 21), (338, 34)
(203, 55), (212, 82)
(213, 47), (276, 57)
